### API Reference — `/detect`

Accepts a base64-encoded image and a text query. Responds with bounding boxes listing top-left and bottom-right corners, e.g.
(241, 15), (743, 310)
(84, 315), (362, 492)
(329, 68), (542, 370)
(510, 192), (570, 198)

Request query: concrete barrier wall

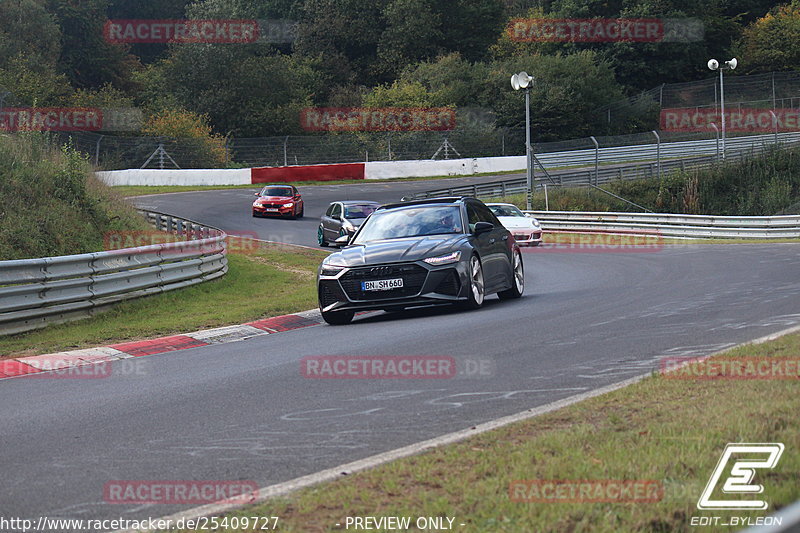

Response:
(95, 156), (525, 186)
(363, 156), (526, 180)
(252, 163), (364, 183)
(96, 168), (252, 186)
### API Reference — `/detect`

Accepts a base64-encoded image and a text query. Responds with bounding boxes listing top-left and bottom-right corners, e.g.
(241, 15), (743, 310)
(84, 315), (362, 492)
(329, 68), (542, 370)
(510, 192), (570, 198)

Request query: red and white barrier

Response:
(95, 157), (526, 186)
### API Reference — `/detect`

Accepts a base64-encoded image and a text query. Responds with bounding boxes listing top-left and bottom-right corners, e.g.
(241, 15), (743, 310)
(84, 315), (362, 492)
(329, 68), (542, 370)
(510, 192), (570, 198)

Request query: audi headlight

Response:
(320, 258), (347, 276)
(423, 251), (461, 265)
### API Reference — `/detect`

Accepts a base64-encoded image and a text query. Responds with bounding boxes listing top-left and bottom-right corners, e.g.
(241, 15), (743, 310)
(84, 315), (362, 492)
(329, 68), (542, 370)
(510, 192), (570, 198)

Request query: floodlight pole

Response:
(708, 58), (736, 160)
(525, 87), (532, 211)
(719, 67), (726, 159)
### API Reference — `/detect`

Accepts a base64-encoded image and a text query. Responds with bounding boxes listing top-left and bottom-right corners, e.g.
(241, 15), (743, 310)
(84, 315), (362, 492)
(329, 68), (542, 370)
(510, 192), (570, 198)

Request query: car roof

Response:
(338, 200), (381, 205)
(378, 196), (470, 211)
(486, 202), (517, 207)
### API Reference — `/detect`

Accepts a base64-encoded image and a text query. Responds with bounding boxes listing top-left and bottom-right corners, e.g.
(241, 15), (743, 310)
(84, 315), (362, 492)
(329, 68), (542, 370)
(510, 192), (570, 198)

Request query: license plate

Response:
(362, 278), (403, 291)
(265, 208), (280, 212)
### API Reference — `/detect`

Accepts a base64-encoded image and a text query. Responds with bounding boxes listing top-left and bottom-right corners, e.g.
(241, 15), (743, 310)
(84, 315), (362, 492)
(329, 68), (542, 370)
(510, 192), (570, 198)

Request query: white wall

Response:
(96, 169), (252, 186)
(95, 154), (528, 185)
(364, 156), (526, 180)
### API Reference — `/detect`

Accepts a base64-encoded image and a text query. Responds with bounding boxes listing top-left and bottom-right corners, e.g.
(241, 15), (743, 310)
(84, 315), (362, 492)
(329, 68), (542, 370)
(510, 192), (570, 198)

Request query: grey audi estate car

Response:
(317, 197), (524, 325)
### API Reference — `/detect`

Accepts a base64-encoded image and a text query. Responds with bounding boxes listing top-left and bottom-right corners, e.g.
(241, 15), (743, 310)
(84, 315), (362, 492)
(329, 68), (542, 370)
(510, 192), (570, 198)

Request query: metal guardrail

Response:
(405, 132), (800, 201)
(0, 211), (228, 336)
(525, 211), (800, 239)
(533, 131), (800, 169)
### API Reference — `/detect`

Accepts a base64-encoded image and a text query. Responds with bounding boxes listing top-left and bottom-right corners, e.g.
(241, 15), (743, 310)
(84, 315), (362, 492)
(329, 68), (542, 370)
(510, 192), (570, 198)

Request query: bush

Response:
(141, 109), (228, 168)
(0, 133), (149, 260)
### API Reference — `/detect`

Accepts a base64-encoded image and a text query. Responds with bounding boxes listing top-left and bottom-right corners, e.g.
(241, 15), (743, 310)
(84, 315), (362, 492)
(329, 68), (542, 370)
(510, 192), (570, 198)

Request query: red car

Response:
(252, 185), (304, 218)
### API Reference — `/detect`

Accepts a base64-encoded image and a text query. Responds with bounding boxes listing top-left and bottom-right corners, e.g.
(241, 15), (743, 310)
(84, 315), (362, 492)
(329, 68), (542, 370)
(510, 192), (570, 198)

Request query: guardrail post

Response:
(501, 181), (506, 197)
(95, 135), (103, 167)
(590, 136), (599, 186)
(769, 110), (778, 146)
(651, 130), (661, 179)
(709, 123), (720, 162)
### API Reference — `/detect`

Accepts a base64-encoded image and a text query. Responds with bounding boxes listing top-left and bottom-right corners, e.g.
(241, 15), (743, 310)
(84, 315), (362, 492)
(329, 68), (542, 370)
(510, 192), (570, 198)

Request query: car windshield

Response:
(260, 187), (293, 197)
(344, 205), (378, 219)
(352, 205), (463, 243)
(489, 205), (525, 217)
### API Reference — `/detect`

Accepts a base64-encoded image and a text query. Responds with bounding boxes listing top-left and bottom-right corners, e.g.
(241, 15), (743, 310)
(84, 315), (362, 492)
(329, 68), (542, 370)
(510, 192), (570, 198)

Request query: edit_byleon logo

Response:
(697, 443), (784, 511)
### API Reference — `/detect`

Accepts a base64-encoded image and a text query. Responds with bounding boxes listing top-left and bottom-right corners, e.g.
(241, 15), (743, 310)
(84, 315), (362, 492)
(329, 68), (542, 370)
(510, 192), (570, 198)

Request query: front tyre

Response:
(498, 249), (524, 300)
(317, 226), (328, 247)
(321, 308), (354, 325)
(459, 255), (485, 310)
(297, 205), (304, 218)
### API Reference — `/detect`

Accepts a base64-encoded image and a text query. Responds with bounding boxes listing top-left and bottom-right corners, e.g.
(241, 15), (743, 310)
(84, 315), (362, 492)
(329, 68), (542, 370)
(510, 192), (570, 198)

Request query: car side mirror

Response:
(473, 221), (494, 235)
(334, 235), (350, 246)
(254, 192), (260, 196)
(524, 213), (532, 217)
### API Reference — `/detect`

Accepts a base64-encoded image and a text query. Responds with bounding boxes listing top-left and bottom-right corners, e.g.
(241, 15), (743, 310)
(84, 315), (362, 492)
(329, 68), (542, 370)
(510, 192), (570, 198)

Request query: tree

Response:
(486, 50), (625, 141)
(46, 0), (139, 90)
(295, 0), (389, 86)
(0, 0), (62, 68)
(106, 0), (193, 64)
(493, 0), (737, 91)
(362, 80), (444, 108)
(434, 0), (505, 62)
(735, 1), (800, 73)
(375, 0), (443, 79)
(402, 53), (491, 107)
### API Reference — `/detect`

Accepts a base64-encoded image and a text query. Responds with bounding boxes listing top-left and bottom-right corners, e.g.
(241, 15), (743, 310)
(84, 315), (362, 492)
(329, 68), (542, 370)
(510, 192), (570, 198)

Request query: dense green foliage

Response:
(0, 1), (794, 141)
(0, 134), (148, 259)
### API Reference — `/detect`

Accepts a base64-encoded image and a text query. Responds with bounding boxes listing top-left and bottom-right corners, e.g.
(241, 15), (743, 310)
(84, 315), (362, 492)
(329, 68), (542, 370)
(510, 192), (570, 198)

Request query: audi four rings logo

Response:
(697, 443), (784, 510)
(369, 267), (393, 276)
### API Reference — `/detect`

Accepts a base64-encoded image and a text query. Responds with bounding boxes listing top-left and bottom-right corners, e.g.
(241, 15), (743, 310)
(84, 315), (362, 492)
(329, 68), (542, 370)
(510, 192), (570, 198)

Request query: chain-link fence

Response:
(12, 70), (800, 170)
(49, 127), (747, 171)
(594, 71), (800, 134)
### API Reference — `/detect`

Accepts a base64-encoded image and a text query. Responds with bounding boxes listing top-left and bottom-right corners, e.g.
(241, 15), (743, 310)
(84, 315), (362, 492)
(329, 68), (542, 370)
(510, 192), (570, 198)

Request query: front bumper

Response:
(318, 260), (469, 313)
(253, 204), (293, 216)
(512, 230), (542, 246)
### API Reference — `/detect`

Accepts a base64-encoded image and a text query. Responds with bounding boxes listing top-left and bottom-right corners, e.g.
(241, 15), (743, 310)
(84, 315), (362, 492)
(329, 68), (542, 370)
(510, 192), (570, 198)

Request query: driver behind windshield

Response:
(422, 211), (462, 235)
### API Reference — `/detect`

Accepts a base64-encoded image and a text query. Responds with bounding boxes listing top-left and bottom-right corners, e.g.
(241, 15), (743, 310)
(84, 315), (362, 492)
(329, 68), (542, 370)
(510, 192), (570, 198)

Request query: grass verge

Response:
(175, 332), (800, 532)
(0, 245), (327, 358)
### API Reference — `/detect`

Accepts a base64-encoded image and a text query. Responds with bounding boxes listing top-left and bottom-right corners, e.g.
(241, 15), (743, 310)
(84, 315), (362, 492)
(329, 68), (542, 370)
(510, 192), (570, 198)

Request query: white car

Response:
(487, 203), (542, 246)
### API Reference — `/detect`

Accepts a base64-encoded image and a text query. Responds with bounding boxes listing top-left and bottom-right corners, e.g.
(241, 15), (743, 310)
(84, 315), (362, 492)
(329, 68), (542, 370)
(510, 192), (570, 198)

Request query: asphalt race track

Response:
(2, 234), (800, 525)
(131, 175), (527, 247)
